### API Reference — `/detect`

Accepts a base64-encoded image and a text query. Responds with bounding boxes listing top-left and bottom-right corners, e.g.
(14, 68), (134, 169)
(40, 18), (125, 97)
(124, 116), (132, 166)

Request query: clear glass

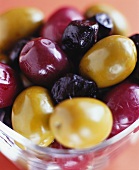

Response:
(0, 119), (139, 170)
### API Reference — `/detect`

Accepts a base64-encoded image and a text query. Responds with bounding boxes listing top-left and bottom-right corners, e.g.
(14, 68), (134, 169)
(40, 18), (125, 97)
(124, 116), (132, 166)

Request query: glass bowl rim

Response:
(0, 118), (139, 156)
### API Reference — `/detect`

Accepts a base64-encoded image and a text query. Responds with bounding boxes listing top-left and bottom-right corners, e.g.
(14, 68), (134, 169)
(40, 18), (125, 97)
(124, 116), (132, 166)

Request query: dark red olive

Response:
(0, 63), (22, 108)
(40, 7), (84, 45)
(19, 37), (72, 88)
(104, 81), (139, 137)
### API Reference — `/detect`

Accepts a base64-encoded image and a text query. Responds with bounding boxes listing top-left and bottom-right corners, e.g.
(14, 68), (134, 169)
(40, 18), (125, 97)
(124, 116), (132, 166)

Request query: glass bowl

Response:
(0, 119), (139, 170)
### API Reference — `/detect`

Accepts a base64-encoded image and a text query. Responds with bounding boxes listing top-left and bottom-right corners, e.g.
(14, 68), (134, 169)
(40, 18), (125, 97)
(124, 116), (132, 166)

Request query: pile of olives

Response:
(0, 3), (139, 149)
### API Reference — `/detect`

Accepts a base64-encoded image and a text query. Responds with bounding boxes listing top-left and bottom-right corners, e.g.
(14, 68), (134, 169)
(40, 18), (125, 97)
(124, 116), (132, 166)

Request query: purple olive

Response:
(19, 37), (72, 88)
(51, 73), (98, 103)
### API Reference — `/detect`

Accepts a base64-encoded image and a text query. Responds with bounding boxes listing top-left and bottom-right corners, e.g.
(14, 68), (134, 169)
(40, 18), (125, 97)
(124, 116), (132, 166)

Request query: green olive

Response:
(85, 4), (130, 36)
(49, 98), (113, 149)
(0, 7), (44, 52)
(12, 86), (54, 147)
(79, 35), (137, 88)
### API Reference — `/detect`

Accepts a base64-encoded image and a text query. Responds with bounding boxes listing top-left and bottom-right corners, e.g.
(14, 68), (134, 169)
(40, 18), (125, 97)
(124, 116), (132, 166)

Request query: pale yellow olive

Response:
(12, 86), (54, 147)
(79, 35), (137, 88)
(49, 98), (113, 149)
(85, 4), (129, 36)
(0, 7), (44, 52)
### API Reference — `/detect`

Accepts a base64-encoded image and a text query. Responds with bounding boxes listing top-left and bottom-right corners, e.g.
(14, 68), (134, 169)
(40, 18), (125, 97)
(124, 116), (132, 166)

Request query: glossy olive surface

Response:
(0, 7), (44, 52)
(88, 13), (113, 40)
(85, 4), (129, 36)
(19, 37), (71, 88)
(0, 63), (22, 108)
(129, 34), (139, 80)
(40, 7), (84, 44)
(49, 98), (113, 149)
(79, 35), (137, 88)
(104, 81), (139, 137)
(12, 86), (55, 147)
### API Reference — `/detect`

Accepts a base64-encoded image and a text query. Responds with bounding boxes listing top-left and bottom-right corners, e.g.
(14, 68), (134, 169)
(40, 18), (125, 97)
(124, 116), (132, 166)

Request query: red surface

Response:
(0, 0), (139, 170)
(0, 153), (19, 170)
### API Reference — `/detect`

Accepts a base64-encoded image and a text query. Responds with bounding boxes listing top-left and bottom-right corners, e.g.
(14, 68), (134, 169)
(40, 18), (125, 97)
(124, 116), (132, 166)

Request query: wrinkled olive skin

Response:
(49, 98), (113, 149)
(0, 7), (44, 52)
(40, 7), (84, 45)
(12, 86), (55, 147)
(79, 35), (137, 88)
(85, 4), (129, 36)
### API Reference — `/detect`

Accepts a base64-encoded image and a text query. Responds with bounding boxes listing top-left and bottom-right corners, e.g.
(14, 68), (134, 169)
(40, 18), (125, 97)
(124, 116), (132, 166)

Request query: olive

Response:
(0, 63), (22, 108)
(85, 4), (129, 36)
(0, 7), (44, 52)
(129, 34), (139, 54)
(49, 98), (113, 149)
(88, 13), (113, 40)
(79, 35), (137, 88)
(40, 7), (84, 45)
(19, 37), (72, 89)
(20, 73), (33, 88)
(12, 86), (55, 147)
(51, 73), (98, 104)
(104, 81), (139, 137)
(61, 20), (99, 63)
(9, 37), (32, 71)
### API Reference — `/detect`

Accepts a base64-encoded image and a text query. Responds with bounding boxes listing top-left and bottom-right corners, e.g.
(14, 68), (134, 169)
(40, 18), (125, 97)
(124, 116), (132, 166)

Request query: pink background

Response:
(0, 0), (139, 34)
